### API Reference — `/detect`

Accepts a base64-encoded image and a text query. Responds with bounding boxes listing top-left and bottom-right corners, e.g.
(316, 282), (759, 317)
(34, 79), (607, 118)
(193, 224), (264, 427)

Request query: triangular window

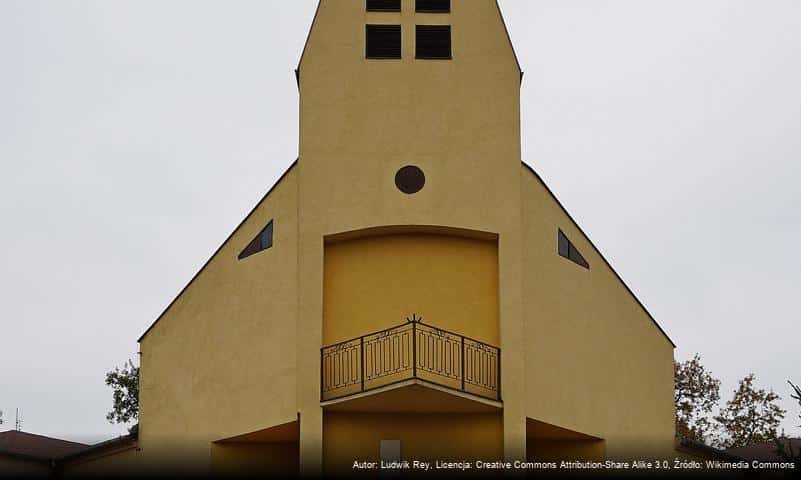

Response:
(558, 229), (589, 269)
(239, 220), (273, 260)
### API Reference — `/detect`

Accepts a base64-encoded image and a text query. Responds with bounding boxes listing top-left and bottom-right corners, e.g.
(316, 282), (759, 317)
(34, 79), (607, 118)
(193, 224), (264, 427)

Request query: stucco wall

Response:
(520, 165), (675, 458)
(324, 233), (499, 346)
(210, 442), (298, 476)
(125, 0), (679, 474)
(61, 445), (139, 477)
(137, 165), (299, 470)
(296, 0), (525, 470)
(0, 456), (51, 477)
(527, 440), (606, 462)
(323, 411), (503, 475)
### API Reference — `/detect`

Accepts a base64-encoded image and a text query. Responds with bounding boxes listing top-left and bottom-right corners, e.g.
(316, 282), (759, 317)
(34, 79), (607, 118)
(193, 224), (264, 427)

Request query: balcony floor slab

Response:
(320, 378), (502, 413)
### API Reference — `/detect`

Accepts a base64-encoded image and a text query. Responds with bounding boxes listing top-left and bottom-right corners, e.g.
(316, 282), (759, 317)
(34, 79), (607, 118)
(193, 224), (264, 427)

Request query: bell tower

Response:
(294, 0), (526, 474)
(296, 0), (522, 191)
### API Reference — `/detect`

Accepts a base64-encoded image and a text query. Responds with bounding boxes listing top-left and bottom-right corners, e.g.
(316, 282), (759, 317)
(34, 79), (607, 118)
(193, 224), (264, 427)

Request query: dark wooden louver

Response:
(367, 0), (401, 11)
(416, 25), (451, 59)
(239, 220), (274, 260)
(366, 25), (402, 59)
(558, 229), (589, 269)
(416, 0), (450, 13)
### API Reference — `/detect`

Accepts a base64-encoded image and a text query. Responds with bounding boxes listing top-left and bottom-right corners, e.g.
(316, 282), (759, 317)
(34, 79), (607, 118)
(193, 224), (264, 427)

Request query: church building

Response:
(80, 0), (678, 475)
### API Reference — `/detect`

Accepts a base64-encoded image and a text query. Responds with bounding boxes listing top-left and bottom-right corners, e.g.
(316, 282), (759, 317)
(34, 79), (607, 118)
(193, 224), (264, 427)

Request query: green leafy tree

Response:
(714, 374), (785, 449)
(106, 359), (139, 425)
(774, 381), (801, 463)
(675, 354), (721, 443)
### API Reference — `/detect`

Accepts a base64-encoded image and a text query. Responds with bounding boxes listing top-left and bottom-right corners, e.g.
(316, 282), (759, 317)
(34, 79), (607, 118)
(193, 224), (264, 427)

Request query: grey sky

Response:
(0, 1), (799, 444)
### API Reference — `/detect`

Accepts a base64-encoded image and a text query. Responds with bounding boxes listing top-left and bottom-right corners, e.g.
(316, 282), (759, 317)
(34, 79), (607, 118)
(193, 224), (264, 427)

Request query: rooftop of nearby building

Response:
(58, 424), (138, 464)
(726, 438), (801, 462)
(0, 430), (88, 462)
(676, 435), (743, 462)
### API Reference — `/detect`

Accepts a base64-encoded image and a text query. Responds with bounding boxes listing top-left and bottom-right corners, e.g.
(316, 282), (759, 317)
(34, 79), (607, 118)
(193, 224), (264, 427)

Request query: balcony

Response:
(321, 318), (501, 403)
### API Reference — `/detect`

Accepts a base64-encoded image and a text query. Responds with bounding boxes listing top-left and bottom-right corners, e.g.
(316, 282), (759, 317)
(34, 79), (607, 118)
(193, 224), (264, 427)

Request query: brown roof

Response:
(726, 438), (801, 462)
(676, 435), (743, 461)
(0, 430), (88, 461)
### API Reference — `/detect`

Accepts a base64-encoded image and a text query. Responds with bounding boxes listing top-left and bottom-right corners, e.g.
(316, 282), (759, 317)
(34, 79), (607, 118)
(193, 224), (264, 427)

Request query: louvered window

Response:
(416, 0), (450, 13)
(558, 229), (589, 269)
(239, 220), (273, 260)
(416, 25), (451, 59)
(366, 25), (402, 59)
(367, 0), (401, 11)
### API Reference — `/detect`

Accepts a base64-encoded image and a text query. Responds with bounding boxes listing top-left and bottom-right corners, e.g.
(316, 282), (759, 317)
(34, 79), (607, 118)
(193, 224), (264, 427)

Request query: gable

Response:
(138, 160), (298, 343)
(521, 161), (674, 347)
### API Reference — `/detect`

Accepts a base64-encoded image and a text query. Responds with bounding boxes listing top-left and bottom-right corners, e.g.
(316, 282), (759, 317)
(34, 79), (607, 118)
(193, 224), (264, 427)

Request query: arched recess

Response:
(323, 226), (499, 347)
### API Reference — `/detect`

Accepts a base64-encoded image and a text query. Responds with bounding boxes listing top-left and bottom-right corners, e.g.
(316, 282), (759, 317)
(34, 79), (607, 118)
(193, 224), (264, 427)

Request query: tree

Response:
(774, 381), (801, 463)
(675, 354), (721, 443)
(0, 410), (3, 425)
(713, 373), (785, 449)
(106, 359), (139, 425)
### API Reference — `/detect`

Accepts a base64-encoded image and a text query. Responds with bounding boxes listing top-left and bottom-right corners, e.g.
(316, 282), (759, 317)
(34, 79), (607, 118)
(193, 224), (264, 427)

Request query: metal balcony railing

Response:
(321, 317), (501, 402)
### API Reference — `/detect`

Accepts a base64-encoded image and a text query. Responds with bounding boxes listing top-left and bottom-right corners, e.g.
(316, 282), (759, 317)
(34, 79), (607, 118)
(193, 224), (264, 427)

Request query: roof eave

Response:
(137, 160), (299, 343)
(522, 161), (677, 348)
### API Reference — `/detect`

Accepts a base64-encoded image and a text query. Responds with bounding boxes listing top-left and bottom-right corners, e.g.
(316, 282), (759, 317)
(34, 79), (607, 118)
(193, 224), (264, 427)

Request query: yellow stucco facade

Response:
(68, 0), (679, 476)
(520, 167), (676, 459)
(325, 412), (503, 474)
(0, 456), (53, 478)
(60, 440), (139, 477)
(323, 233), (499, 346)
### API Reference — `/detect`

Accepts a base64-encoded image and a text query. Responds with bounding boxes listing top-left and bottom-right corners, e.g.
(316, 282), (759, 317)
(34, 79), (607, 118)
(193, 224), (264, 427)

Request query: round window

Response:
(395, 166), (425, 194)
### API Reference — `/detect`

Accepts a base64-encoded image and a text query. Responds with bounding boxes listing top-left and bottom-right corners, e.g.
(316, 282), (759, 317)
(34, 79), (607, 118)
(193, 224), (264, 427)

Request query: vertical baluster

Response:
(497, 347), (502, 400)
(412, 322), (417, 378)
(360, 337), (365, 392)
(428, 335), (433, 371)
(403, 331), (409, 369)
(391, 335), (396, 372)
(439, 335), (444, 374)
(481, 347), (486, 387)
(460, 336), (465, 392)
(384, 336), (389, 374)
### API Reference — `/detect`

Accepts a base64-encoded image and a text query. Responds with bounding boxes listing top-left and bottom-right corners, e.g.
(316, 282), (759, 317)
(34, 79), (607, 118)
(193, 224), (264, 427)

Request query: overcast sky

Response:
(1, 0), (799, 444)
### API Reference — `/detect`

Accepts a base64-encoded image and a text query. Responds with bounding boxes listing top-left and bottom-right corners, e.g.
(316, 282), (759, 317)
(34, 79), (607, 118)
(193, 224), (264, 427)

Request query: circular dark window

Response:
(395, 165), (425, 194)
